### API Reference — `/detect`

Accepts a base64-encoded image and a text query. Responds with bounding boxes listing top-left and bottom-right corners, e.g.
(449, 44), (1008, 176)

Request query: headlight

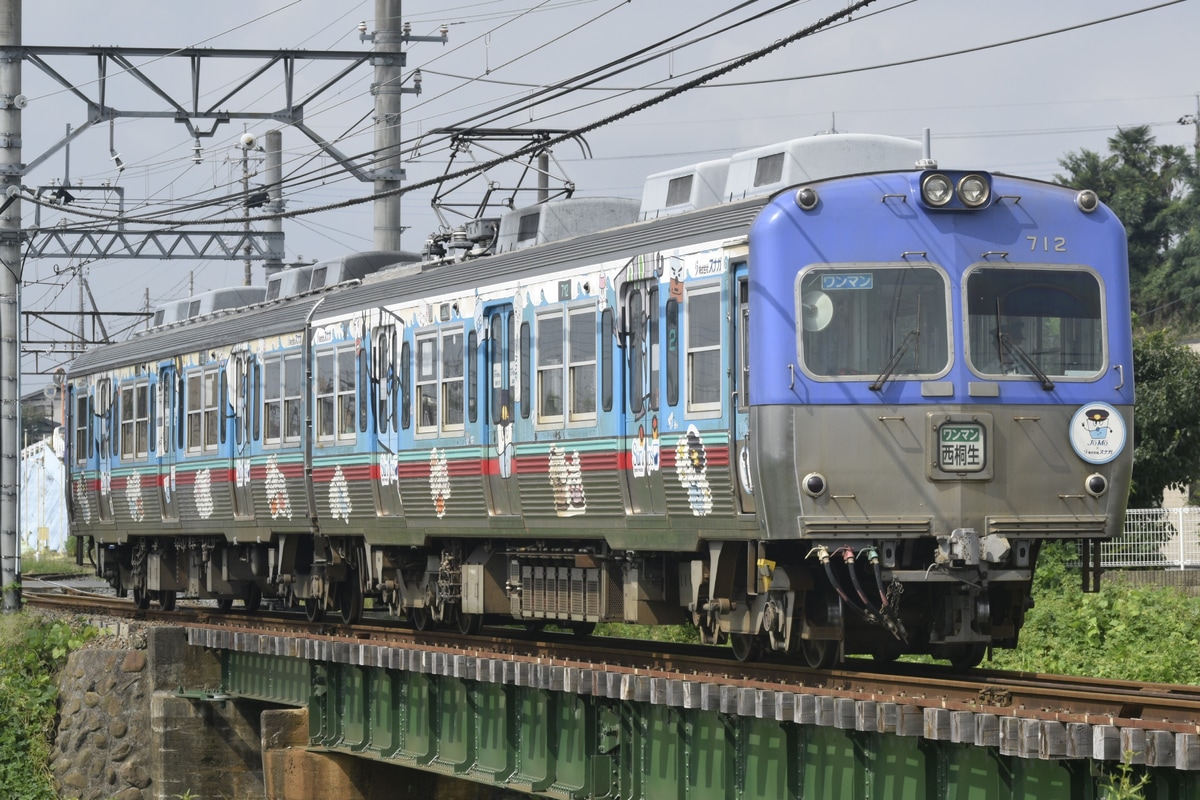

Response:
(958, 174), (990, 208)
(921, 173), (953, 207)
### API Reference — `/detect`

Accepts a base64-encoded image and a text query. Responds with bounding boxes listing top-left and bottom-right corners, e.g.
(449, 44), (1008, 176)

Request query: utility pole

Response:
(263, 129), (284, 279)
(364, 0), (445, 251)
(0, 0), (21, 612)
(372, 0), (405, 252)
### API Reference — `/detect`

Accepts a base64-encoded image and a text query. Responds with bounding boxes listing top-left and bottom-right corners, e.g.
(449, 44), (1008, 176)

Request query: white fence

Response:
(1101, 507), (1200, 569)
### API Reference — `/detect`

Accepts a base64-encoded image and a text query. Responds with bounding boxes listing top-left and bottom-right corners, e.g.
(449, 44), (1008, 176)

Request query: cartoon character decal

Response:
(674, 425), (712, 516)
(548, 445), (587, 516)
(126, 471), (145, 523)
(72, 475), (92, 524)
(265, 455), (293, 519)
(430, 448), (451, 518)
(1069, 402), (1127, 465)
(497, 404), (514, 479)
(669, 257), (685, 302)
(632, 425), (647, 478)
(379, 453), (400, 489)
(194, 468), (215, 519)
(328, 465), (352, 522)
(648, 416), (661, 473)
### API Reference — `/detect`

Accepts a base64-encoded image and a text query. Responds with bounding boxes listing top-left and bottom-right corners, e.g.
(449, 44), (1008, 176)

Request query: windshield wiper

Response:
(998, 333), (1055, 391)
(870, 327), (919, 391)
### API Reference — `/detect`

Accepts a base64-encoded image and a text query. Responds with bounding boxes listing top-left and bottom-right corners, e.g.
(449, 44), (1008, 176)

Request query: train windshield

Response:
(965, 266), (1104, 379)
(797, 265), (950, 379)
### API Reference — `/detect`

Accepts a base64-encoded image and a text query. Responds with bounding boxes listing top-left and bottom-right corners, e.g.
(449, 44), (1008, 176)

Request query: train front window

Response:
(965, 266), (1104, 379)
(797, 265), (950, 379)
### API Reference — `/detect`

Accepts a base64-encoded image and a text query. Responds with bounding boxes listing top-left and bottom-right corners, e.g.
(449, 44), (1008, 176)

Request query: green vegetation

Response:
(0, 613), (96, 800)
(1099, 758), (1152, 800)
(989, 543), (1200, 683)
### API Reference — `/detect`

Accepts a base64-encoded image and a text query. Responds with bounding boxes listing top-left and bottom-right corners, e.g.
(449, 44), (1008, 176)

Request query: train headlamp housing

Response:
(802, 472), (827, 498)
(918, 170), (993, 211)
(1085, 473), (1108, 498)
(921, 173), (953, 207)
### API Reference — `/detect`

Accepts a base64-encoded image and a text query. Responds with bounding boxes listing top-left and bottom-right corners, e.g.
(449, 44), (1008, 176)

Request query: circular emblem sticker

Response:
(1069, 402), (1126, 465)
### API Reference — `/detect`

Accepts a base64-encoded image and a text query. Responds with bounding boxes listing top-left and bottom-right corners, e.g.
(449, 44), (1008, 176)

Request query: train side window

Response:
(686, 284), (722, 413)
(315, 350), (335, 441)
(358, 348), (369, 433)
(73, 389), (89, 464)
(490, 313), (504, 425)
(251, 359), (261, 442)
(442, 328), (465, 432)
(337, 347), (356, 440)
(666, 299), (679, 406)
(738, 278), (749, 410)
(569, 306), (597, 422)
(468, 330), (478, 424)
(119, 384), (132, 457)
(401, 340), (412, 430)
(283, 353), (302, 443)
(263, 355), (282, 444)
(186, 373), (201, 452)
(96, 378), (112, 460)
(136, 382), (150, 457)
(232, 355), (247, 447)
(537, 310), (564, 424)
(649, 287), (660, 411)
(374, 327), (394, 435)
(175, 375), (184, 451)
(601, 309), (613, 412)
(207, 370), (221, 449)
(415, 333), (438, 434)
(519, 318), (530, 420)
(629, 289), (644, 416)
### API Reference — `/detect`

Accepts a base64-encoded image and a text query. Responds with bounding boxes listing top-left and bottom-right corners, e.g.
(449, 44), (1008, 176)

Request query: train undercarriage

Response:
(87, 528), (1041, 670)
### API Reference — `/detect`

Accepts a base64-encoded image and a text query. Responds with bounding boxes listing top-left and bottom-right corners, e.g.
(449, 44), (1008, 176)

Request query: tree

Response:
(1129, 329), (1200, 507)
(1056, 126), (1195, 326)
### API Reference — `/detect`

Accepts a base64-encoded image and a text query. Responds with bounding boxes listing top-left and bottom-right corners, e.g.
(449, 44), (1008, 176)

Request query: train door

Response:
(484, 305), (521, 516)
(732, 264), (756, 514)
(622, 279), (666, 515)
(230, 353), (255, 520)
(372, 324), (404, 517)
(96, 378), (115, 522)
(68, 382), (100, 526)
(156, 365), (179, 521)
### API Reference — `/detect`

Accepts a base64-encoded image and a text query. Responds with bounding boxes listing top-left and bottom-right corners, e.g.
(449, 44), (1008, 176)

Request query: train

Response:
(64, 132), (1134, 668)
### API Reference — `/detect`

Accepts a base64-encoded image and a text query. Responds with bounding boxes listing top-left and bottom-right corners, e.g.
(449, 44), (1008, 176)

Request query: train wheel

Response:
(730, 633), (763, 663)
(304, 598), (325, 623)
(568, 621), (596, 637)
(338, 579), (364, 625)
(132, 586), (150, 611)
(946, 643), (987, 669)
(215, 598), (234, 613)
(456, 612), (483, 636)
(243, 584), (262, 613)
(799, 638), (838, 669)
(159, 590), (177, 612)
(409, 606), (433, 632)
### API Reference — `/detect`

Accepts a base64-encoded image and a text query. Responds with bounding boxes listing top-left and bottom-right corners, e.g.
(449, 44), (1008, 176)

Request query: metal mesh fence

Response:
(1100, 508), (1200, 569)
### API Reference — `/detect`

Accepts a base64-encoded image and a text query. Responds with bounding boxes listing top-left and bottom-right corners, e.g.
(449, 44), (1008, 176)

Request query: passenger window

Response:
(686, 285), (722, 412)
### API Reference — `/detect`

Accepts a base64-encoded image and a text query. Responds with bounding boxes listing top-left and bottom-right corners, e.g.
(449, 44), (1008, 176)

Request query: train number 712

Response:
(1027, 235), (1066, 252)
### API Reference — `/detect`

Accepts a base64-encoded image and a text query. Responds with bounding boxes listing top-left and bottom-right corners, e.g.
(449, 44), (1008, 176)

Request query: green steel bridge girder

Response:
(219, 650), (1200, 800)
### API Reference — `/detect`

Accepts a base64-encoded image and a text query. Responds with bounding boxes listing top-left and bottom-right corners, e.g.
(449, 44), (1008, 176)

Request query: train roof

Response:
(69, 291), (326, 375)
(319, 193), (771, 318)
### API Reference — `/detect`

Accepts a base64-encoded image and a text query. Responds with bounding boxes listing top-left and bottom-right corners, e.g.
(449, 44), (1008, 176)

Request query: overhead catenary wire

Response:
(23, 0), (882, 229)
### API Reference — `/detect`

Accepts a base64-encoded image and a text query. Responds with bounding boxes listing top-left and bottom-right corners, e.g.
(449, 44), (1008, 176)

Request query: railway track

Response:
(24, 582), (1200, 735)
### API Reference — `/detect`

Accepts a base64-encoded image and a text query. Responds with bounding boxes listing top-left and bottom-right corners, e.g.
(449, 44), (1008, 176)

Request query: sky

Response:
(13, 0), (1200, 384)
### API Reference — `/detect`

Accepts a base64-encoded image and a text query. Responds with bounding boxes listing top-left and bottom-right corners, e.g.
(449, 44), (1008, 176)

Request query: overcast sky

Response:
(14, 0), (1200, 379)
